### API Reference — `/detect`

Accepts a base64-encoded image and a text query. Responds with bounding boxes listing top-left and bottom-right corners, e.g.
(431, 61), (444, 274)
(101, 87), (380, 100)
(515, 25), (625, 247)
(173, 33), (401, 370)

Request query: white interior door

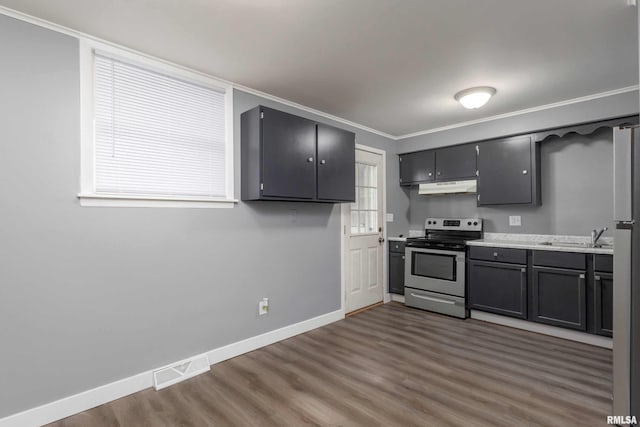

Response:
(345, 148), (384, 313)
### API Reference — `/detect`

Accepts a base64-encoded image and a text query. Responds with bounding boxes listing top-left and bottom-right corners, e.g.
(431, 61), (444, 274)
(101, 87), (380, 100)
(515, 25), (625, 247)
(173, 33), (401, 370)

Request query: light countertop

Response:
(467, 233), (614, 255)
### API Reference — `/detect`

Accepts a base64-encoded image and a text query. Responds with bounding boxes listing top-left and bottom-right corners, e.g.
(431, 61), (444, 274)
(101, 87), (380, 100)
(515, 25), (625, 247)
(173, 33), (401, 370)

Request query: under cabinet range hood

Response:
(418, 179), (477, 195)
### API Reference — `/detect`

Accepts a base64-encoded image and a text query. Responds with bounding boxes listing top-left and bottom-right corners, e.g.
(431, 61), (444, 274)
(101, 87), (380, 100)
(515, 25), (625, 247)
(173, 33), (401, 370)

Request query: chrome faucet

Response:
(591, 227), (608, 246)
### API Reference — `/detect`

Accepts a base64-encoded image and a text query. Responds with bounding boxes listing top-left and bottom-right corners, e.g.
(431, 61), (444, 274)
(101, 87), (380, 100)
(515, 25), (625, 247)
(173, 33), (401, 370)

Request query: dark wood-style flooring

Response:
(48, 303), (612, 427)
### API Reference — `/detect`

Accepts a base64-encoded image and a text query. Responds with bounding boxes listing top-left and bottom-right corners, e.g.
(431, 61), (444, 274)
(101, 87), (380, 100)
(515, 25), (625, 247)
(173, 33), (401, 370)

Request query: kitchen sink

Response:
(537, 241), (613, 249)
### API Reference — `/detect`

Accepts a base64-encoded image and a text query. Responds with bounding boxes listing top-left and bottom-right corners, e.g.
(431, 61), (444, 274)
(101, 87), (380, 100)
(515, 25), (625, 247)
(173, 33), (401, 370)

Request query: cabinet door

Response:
(316, 124), (355, 201)
(594, 272), (613, 337)
(261, 108), (316, 199)
(435, 144), (477, 181)
(531, 266), (587, 331)
(399, 150), (435, 185)
(388, 251), (405, 294)
(468, 260), (527, 319)
(477, 135), (534, 205)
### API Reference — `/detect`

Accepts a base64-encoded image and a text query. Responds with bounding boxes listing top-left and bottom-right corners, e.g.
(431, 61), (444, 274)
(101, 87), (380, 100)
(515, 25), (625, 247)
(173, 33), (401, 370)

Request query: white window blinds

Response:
(94, 53), (227, 198)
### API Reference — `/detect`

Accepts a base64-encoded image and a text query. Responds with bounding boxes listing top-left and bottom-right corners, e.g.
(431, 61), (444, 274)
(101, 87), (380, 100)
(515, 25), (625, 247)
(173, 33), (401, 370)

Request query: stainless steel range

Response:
(404, 217), (483, 318)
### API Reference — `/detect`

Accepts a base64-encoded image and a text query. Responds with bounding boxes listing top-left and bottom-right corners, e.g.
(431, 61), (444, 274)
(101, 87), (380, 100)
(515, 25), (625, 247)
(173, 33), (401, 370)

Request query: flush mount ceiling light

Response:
(454, 86), (496, 109)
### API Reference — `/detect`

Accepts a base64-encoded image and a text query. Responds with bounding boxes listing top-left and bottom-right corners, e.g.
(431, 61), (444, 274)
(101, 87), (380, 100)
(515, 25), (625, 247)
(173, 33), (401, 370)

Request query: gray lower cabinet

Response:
(469, 246), (612, 337)
(468, 260), (527, 319)
(594, 272), (613, 337)
(531, 266), (587, 331)
(389, 242), (405, 294)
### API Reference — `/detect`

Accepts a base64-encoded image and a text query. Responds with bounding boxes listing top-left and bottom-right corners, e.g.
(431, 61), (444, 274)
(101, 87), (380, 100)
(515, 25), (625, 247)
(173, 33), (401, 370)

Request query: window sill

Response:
(78, 193), (238, 209)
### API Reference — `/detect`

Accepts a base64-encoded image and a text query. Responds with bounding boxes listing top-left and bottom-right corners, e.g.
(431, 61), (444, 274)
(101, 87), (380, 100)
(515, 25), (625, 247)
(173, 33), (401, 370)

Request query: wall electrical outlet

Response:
(258, 298), (269, 315)
(509, 216), (522, 227)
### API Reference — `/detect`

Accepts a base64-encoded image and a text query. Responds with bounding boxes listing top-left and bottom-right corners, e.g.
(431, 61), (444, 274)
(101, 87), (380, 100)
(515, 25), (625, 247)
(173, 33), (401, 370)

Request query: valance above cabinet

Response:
(241, 106), (355, 203)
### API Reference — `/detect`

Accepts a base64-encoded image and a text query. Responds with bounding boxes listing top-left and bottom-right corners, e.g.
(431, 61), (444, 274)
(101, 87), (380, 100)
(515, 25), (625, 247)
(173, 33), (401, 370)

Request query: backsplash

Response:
(408, 129), (615, 238)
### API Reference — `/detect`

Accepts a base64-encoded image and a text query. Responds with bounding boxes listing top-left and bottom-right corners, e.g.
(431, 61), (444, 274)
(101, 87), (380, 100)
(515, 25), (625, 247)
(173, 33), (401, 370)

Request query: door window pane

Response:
(351, 161), (378, 234)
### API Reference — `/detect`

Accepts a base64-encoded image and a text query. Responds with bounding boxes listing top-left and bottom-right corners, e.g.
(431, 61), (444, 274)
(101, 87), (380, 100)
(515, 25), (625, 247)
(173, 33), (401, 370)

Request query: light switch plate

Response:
(509, 216), (522, 226)
(386, 213), (394, 222)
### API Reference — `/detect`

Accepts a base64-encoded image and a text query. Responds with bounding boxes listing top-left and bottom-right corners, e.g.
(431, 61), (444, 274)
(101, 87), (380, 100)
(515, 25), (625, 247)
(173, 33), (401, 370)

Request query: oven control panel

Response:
(425, 217), (482, 231)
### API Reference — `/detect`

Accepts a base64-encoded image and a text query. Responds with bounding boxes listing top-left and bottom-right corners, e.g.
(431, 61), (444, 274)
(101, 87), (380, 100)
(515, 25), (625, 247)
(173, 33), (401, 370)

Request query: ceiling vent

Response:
(153, 353), (210, 391)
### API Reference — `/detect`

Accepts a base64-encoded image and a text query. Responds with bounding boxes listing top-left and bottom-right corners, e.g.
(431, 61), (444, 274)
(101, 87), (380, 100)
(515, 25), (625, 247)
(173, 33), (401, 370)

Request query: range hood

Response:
(418, 179), (477, 195)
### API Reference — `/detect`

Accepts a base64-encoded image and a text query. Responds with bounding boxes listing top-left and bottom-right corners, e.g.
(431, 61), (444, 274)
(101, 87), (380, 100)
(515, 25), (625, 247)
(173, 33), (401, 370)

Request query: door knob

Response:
(378, 237), (385, 243)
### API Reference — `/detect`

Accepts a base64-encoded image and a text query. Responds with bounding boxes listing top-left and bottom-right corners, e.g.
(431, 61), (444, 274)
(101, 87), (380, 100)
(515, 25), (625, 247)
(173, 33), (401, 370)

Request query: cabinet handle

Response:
(522, 170), (528, 175)
(437, 171), (441, 176)
(595, 275), (601, 281)
(579, 274), (585, 279)
(402, 256), (405, 260)
(320, 159), (326, 164)
(493, 252), (498, 257)
(428, 172), (433, 177)
(307, 157), (314, 163)
(521, 268), (526, 273)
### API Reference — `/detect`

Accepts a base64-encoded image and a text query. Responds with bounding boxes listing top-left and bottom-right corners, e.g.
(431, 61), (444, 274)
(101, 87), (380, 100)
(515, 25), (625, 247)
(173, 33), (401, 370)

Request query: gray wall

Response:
(0, 15), (398, 418)
(408, 129), (616, 236)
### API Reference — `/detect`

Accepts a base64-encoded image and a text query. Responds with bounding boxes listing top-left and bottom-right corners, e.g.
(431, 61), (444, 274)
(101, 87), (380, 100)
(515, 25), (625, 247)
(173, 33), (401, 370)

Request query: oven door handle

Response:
(410, 293), (456, 305)
(407, 248), (464, 261)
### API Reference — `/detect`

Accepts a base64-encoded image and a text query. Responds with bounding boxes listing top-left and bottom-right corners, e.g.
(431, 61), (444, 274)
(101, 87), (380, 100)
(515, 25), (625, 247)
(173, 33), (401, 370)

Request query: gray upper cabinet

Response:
(316, 124), (356, 201)
(241, 106), (355, 202)
(477, 135), (540, 206)
(435, 144), (477, 181)
(399, 150), (435, 185)
(261, 108), (316, 199)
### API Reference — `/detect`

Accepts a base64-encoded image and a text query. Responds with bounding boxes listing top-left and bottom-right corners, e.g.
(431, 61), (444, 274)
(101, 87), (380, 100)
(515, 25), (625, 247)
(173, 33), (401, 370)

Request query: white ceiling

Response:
(0, 0), (637, 137)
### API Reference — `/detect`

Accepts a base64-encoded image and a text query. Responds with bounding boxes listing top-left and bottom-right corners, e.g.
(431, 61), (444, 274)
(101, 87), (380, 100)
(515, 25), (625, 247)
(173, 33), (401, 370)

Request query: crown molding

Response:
(1, 6), (637, 143)
(0, 6), (396, 140)
(396, 85), (640, 140)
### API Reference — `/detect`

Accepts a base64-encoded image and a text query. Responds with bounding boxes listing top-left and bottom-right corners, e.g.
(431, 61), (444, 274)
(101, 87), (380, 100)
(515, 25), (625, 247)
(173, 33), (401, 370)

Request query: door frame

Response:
(340, 144), (389, 314)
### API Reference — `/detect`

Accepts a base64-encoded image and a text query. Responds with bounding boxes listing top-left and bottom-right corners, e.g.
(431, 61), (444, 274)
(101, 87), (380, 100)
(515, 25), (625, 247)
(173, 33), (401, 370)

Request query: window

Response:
(350, 162), (378, 234)
(79, 41), (235, 208)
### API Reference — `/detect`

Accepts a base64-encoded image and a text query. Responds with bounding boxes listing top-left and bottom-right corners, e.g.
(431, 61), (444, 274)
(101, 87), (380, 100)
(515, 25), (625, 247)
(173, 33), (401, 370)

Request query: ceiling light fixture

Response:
(454, 86), (496, 109)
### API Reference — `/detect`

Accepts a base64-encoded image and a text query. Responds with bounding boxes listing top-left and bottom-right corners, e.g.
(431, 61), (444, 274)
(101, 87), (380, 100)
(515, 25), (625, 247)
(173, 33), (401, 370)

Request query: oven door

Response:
(404, 247), (465, 297)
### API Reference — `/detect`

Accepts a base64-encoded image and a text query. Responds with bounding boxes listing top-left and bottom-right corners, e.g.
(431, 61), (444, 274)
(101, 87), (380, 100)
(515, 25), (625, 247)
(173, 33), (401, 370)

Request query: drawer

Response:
(404, 288), (466, 318)
(594, 254), (613, 273)
(533, 251), (586, 270)
(389, 241), (406, 253)
(468, 246), (527, 264)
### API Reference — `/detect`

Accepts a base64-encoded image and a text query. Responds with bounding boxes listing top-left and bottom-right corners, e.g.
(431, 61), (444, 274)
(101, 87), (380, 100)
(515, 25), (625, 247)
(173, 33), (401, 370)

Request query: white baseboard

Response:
(470, 310), (613, 349)
(206, 309), (344, 364)
(390, 294), (405, 303)
(0, 309), (345, 427)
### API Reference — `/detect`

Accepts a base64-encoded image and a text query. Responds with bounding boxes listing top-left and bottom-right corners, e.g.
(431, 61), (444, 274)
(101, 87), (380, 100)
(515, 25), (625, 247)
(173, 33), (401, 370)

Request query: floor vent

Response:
(153, 353), (210, 391)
